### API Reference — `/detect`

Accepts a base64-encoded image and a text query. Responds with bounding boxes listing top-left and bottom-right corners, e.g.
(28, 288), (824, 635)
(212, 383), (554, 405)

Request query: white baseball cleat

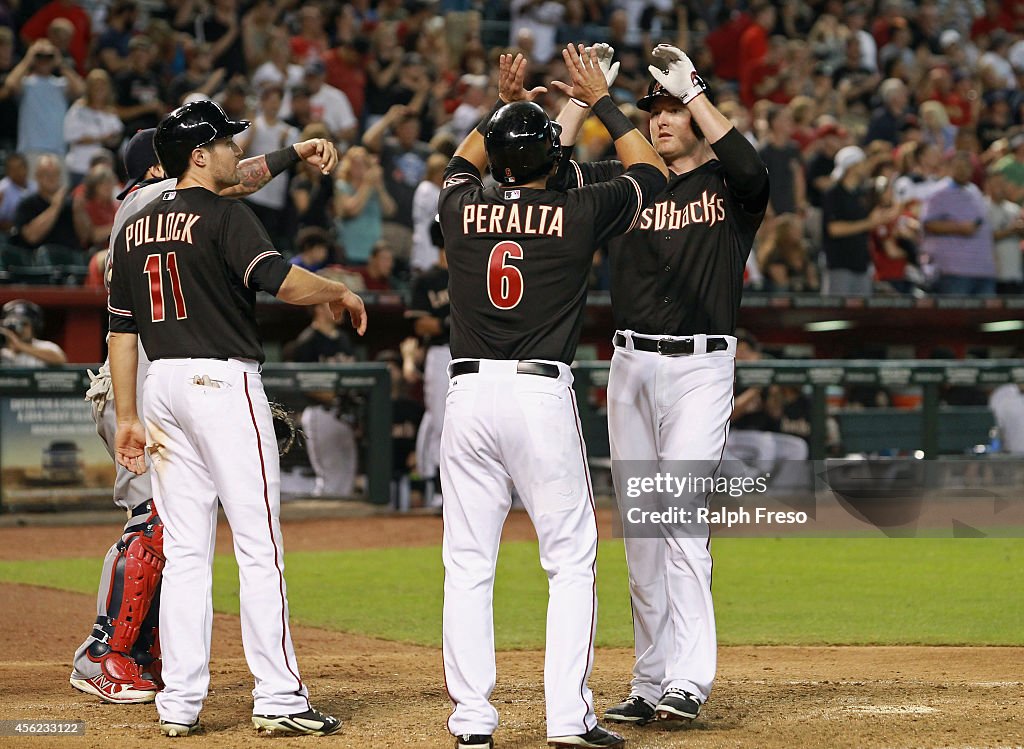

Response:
(252, 707), (342, 736)
(159, 719), (201, 737)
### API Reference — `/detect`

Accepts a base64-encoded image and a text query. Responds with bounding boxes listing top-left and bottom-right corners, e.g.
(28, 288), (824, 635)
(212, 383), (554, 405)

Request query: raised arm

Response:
(220, 138), (338, 197)
(551, 43), (619, 147)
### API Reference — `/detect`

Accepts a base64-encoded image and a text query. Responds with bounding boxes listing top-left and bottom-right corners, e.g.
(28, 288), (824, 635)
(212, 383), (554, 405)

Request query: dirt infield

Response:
(1, 514), (1022, 749)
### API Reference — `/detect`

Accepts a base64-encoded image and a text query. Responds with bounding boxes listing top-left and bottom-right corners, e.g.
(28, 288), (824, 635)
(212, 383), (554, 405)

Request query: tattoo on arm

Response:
(223, 156), (272, 196)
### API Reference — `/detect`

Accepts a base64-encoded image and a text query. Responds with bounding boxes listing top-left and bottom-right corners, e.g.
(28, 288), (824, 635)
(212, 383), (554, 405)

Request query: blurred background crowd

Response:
(0, 0), (1022, 295)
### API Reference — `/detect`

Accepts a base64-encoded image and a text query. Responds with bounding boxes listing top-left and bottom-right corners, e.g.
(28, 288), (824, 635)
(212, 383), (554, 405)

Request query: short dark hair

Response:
(295, 226), (330, 253)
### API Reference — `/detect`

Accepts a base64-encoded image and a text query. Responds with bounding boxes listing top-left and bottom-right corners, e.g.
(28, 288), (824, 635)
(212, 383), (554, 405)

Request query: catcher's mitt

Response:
(269, 401), (300, 455)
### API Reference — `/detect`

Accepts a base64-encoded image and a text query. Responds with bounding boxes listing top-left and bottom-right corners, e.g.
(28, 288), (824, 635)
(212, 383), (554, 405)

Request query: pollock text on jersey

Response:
(462, 203), (564, 237)
(124, 213), (201, 252)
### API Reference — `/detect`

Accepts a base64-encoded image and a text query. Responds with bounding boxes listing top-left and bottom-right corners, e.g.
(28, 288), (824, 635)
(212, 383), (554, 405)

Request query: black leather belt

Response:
(614, 332), (730, 356)
(449, 360), (560, 379)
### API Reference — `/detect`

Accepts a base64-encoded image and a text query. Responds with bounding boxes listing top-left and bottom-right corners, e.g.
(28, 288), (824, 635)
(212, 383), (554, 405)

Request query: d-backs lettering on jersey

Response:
(562, 129), (768, 336)
(406, 265), (451, 347)
(438, 156), (665, 364)
(107, 187), (293, 363)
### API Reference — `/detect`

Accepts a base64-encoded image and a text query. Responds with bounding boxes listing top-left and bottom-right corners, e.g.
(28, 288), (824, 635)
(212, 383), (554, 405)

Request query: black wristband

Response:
(591, 95), (635, 141)
(266, 146), (302, 177)
(475, 98), (506, 136)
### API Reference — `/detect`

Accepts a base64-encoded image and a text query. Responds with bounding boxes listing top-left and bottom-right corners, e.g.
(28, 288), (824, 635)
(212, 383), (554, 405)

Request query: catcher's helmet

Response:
(2, 299), (43, 331)
(485, 102), (563, 186)
(154, 100), (250, 178)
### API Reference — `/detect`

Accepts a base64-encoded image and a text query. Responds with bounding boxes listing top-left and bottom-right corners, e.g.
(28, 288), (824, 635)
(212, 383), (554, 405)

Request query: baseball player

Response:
(555, 44), (769, 725)
(405, 216), (449, 507)
(439, 49), (667, 749)
(70, 124), (342, 705)
(106, 100), (364, 737)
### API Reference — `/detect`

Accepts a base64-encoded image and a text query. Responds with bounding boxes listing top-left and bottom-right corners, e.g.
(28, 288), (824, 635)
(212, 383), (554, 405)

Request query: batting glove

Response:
(589, 43), (620, 87)
(649, 43), (707, 105)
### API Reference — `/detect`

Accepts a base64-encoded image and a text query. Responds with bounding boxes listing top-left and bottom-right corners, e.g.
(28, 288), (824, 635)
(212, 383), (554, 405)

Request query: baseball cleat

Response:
(654, 689), (701, 722)
(603, 695), (655, 725)
(159, 719), (201, 737)
(548, 726), (626, 748)
(456, 734), (494, 748)
(252, 707), (342, 736)
(70, 675), (157, 704)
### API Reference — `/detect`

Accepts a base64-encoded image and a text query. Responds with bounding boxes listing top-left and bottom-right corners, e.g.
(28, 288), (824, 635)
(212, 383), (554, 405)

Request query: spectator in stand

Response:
(448, 74), (490, 141)
(73, 164), (117, 250)
(843, 3), (878, 73)
(0, 300), (66, 367)
(357, 243), (395, 291)
(0, 153), (34, 233)
(977, 92), (1014, 151)
(984, 168), (1024, 294)
(806, 121), (846, 208)
(114, 36), (165, 139)
(822, 146), (900, 295)
(870, 177), (917, 294)
(333, 146), (396, 265)
(12, 153), (86, 251)
(63, 70), (123, 187)
(5, 38), (84, 173)
(252, 28), (304, 96)
(19, 0), (91, 75)
(509, 0), (564, 65)
(218, 78), (251, 122)
(283, 84), (313, 131)
(989, 382), (1024, 454)
(761, 213), (819, 293)
(866, 78), (914, 146)
(706, 6), (752, 83)
(739, 2), (775, 107)
(241, 0), (279, 72)
(923, 67), (972, 130)
(167, 41), (226, 108)
(179, 0), (246, 78)
(324, 38), (369, 123)
(237, 83), (299, 251)
(978, 31), (1015, 89)
(410, 153), (446, 273)
(290, 127), (335, 232)
(363, 104), (431, 234)
(300, 59), (357, 146)
(832, 35), (880, 114)
(895, 141), (947, 203)
(289, 6), (330, 65)
(289, 226), (331, 273)
(879, 17), (916, 75)
(364, 24), (404, 129)
(759, 105), (805, 217)
(921, 151), (998, 295)
(0, 28), (19, 153)
(95, 0), (139, 76)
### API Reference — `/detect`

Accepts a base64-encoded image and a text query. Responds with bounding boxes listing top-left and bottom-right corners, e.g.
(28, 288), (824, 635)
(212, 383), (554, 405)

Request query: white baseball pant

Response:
(145, 358), (310, 724)
(607, 331), (736, 706)
(441, 359), (599, 738)
(301, 405), (357, 497)
(416, 343), (452, 482)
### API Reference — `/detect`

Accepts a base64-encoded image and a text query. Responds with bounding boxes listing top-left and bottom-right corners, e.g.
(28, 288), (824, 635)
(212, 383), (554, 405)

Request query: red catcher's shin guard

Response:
(106, 510), (164, 656)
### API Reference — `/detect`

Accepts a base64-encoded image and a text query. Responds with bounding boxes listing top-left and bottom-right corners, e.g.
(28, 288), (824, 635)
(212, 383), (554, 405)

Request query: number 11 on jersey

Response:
(144, 252), (188, 323)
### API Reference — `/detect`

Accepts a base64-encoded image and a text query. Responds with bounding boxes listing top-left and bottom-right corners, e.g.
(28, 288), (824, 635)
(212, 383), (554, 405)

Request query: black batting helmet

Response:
(485, 102), (563, 186)
(636, 80), (708, 140)
(2, 299), (44, 331)
(154, 100), (250, 178)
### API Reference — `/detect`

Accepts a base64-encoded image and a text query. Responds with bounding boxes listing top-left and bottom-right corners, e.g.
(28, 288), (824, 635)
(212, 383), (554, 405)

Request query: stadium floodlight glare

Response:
(804, 320), (855, 332)
(979, 320), (1024, 333)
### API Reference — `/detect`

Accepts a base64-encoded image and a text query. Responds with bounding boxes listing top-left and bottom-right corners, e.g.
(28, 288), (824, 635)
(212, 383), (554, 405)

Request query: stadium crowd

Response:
(0, 0), (1020, 295)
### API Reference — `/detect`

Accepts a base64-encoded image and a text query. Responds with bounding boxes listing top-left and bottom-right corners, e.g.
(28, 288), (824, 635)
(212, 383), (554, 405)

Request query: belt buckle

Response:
(657, 338), (688, 357)
(656, 338), (668, 356)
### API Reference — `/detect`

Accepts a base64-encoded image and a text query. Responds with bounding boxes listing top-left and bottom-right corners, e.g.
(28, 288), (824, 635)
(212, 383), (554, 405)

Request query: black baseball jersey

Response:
(438, 156), (665, 363)
(563, 128), (769, 336)
(108, 186), (292, 362)
(406, 264), (451, 347)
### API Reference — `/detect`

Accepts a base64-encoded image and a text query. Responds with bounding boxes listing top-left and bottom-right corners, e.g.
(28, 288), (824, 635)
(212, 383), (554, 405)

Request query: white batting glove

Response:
(587, 43), (620, 87)
(649, 43), (707, 105)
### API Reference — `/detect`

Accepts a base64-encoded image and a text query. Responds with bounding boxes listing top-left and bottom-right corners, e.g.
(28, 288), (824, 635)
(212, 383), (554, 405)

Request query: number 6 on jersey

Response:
(487, 241), (524, 310)
(144, 252), (188, 322)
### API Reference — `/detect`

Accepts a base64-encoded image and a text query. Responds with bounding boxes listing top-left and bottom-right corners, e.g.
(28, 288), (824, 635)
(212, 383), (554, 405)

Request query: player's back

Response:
(108, 186), (279, 362)
(439, 156), (663, 364)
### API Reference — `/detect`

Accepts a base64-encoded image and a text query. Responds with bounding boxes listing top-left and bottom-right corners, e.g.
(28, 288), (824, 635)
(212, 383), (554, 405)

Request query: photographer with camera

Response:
(0, 299), (67, 367)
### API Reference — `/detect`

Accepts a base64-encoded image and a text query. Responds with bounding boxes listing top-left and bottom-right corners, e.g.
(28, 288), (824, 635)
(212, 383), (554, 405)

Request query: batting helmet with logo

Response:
(636, 80), (710, 140)
(484, 102), (563, 186)
(154, 100), (250, 178)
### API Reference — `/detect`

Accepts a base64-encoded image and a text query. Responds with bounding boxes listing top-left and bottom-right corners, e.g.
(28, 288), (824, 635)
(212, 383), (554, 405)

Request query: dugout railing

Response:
(570, 359), (1024, 462)
(0, 363), (392, 512)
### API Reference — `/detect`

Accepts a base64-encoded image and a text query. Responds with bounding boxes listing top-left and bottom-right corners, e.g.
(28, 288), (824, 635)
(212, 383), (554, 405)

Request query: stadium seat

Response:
(34, 244), (88, 285)
(0, 242), (54, 285)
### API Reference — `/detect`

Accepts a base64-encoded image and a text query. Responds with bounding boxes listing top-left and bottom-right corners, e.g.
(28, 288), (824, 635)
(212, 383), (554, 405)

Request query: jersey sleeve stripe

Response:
(243, 250), (282, 288)
(443, 172), (483, 188)
(107, 303), (133, 317)
(571, 160), (583, 188)
(623, 175), (644, 231)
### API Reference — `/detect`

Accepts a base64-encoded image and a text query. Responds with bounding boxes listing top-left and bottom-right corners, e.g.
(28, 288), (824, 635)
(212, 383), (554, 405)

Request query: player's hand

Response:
(498, 52), (547, 103)
(649, 43), (707, 104)
(115, 420), (148, 475)
(550, 43), (619, 100)
(560, 44), (609, 107)
(294, 138), (339, 176)
(329, 290), (367, 335)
